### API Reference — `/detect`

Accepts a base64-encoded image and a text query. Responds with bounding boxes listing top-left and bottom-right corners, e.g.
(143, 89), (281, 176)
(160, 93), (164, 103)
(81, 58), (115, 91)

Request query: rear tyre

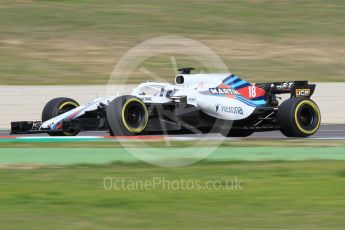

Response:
(106, 95), (148, 136)
(42, 97), (80, 136)
(278, 97), (321, 137)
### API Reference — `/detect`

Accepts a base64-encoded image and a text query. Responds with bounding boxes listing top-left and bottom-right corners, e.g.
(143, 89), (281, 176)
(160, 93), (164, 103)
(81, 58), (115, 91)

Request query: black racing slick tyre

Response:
(42, 97), (80, 136)
(278, 97), (321, 138)
(106, 95), (148, 136)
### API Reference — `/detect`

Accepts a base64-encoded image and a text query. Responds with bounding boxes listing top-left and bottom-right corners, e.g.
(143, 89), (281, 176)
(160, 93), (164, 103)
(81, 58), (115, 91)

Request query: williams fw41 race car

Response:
(11, 68), (321, 138)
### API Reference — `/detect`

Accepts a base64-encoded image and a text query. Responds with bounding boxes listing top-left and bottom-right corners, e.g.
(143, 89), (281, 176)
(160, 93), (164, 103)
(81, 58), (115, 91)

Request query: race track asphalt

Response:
(0, 124), (344, 140)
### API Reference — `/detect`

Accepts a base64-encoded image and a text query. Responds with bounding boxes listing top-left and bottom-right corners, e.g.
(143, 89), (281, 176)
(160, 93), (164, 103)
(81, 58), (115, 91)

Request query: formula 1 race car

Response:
(11, 68), (321, 137)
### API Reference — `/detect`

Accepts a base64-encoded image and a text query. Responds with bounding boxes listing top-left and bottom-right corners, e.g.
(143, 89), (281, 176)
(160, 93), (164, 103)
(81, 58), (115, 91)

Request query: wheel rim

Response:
(122, 99), (148, 133)
(296, 103), (319, 132)
(125, 103), (144, 128)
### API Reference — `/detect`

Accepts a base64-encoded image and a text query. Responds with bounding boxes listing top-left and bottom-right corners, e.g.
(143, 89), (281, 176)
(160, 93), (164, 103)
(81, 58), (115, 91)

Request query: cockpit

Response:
(134, 83), (178, 98)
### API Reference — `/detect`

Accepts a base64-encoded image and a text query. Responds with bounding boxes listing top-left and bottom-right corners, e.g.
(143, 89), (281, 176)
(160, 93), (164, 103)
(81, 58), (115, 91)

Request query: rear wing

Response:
(257, 81), (316, 98)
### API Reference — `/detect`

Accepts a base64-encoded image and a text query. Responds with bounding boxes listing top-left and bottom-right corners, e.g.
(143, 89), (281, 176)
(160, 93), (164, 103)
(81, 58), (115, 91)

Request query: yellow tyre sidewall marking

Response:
(121, 98), (148, 134)
(59, 102), (79, 110)
(58, 101), (79, 135)
(294, 100), (321, 135)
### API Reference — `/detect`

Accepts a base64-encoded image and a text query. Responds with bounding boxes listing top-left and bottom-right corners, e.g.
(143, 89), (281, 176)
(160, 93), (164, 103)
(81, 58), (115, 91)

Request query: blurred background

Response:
(0, 0), (344, 85)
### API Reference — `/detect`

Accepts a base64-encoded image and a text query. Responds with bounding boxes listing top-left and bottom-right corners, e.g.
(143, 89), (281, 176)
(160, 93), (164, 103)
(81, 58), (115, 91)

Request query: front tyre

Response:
(42, 97), (80, 136)
(278, 97), (321, 137)
(106, 96), (148, 136)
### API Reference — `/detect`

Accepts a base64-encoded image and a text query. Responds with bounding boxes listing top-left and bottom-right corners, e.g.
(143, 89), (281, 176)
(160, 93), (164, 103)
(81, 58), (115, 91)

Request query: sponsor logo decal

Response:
(216, 104), (243, 115)
(296, 89), (311, 97)
(188, 97), (196, 102)
(272, 82), (294, 90)
(140, 97), (152, 102)
(209, 88), (240, 95)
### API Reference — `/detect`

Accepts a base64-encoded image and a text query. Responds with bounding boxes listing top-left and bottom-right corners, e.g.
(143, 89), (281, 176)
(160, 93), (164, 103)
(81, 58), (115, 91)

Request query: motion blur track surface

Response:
(0, 124), (344, 141)
(251, 124), (345, 140)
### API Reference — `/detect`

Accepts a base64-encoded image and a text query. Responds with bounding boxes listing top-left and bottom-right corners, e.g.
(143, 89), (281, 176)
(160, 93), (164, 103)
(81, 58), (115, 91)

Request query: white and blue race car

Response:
(11, 68), (321, 137)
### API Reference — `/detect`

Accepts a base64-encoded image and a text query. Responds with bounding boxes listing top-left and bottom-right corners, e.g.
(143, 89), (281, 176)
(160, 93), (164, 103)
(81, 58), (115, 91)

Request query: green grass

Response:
(1, 146), (345, 165)
(1, 161), (345, 229)
(1, 138), (345, 148)
(0, 0), (344, 84)
(1, 146), (345, 166)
